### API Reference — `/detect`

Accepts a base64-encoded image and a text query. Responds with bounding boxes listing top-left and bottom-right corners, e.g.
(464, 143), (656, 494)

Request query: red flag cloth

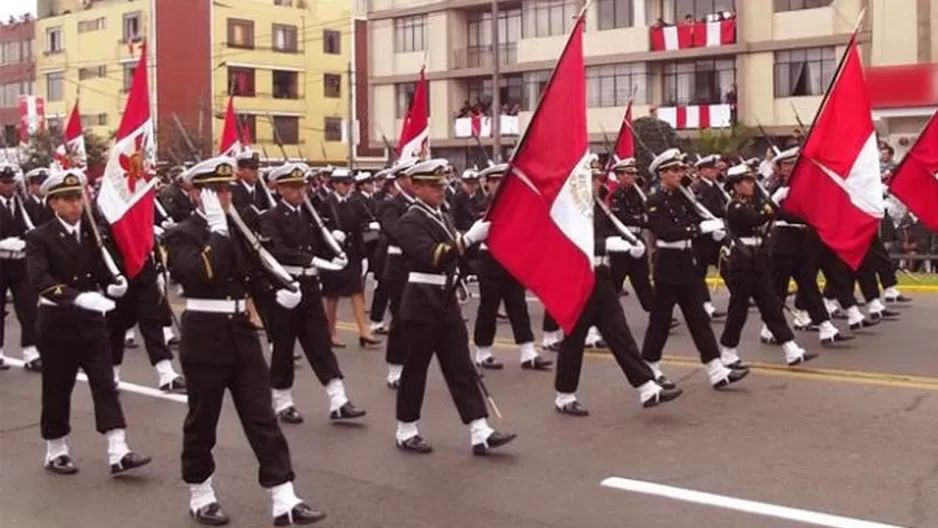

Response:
(888, 111), (938, 231)
(487, 15), (593, 334)
(97, 43), (156, 279)
(53, 101), (87, 170)
(396, 67), (429, 160)
(218, 96), (243, 156)
(783, 39), (883, 270)
(614, 103), (634, 160)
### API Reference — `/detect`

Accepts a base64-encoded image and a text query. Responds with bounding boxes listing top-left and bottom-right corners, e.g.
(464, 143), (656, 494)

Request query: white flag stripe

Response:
(548, 151), (595, 264)
(705, 21), (721, 47)
(657, 107), (677, 129)
(663, 26), (679, 50)
(98, 121), (156, 222)
(685, 106), (700, 129)
(844, 132), (885, 218)
(709, 104), (732, 127)
(398, 125), (429, 160)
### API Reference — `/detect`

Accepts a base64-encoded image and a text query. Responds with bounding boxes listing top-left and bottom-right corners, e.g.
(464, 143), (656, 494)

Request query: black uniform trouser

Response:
(642, 277), (720, 364)
(693, 240), (721, 305)
(384, 276), (408, 366)
(556, 267), (654, 393)
(268, 279), (342, 389)
(180, 315), (294, 488)
(108, 275), (173, 367)
(720, 266), (794, 348)
(369, 280), (390, 324)
(610, 254), (655, 311)
(396, 320), (487, 424)
(818, 247), (859, 309)
(473, 252), (534, 347)
(772, 250), (828, 325)
(869, 233), (898, 289)
(0, 268), (37, 349)
(37, 308), (125, 440)
(543, 313), (560, 333)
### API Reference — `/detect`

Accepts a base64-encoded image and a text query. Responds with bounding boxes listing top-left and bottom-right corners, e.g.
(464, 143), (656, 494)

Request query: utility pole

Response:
(490, 0), (501, 163)
(346, 61), (354, 169)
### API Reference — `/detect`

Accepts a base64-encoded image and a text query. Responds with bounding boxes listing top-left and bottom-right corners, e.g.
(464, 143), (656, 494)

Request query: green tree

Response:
(19, 129), (111, 172)
(692, 123), (755, 160)
(631, 116), (686, 183)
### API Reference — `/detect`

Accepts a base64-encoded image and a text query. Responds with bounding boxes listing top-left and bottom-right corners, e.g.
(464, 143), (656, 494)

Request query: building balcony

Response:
(649, 17), (736, 52)
(453, 114), (520, 138)
(451, 43), (518, 70)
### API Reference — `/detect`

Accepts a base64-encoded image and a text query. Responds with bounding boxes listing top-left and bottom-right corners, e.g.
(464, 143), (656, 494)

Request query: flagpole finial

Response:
(576, 0), (593, 21)
(852, 7), (867, 34)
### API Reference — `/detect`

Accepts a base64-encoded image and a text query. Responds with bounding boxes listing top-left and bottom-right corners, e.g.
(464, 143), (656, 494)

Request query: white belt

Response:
(387, 245), (403, 255)
(593, 256), (610, 267)
(408, 271), (446, 286)
(738, 236), (763, 246)
(774, 221), (805, 229)
(282, 265), (318, 277)
(0, 250), (25, 260)
(186, 298), (248, 314)
(656, 240), (693, 250)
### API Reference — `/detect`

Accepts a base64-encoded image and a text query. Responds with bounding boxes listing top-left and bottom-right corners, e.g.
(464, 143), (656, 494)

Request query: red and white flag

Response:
(18, 95), (45, 143)
(97, 44), (157, 279)
(52, 101), (87, 170)
(396, 67), (429, 160)
(218, 96), (243, 157)
(783, 38), (883, 270)
(888, 111), (938, 231)
(487, 14), (593, 334)
(604, 101), (634, 199)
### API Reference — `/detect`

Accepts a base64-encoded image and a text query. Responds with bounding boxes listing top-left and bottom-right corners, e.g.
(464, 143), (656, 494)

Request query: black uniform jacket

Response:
(646, 188), (704, 285)
(379, 192), (415, 282)
(259, 201), (330, 268)
(724, 197), (775, 271)
(609, 185), (649, 229)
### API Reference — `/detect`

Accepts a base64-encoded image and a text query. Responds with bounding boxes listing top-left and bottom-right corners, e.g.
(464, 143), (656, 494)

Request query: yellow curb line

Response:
(704, 277), (938, 293)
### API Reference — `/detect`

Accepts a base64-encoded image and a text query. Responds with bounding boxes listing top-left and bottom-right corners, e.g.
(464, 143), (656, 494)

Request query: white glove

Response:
(629, 241), (646, 259)
(464, 219), (491, 244)
(160, 219), (175, 230)
(156, 273), (166, 296)
(154, 224), (165, 238)
(106, 276), (129, 299)
(699, 219), (725, 234)
(275, 286), (302, 309)
(312, 256), (347, 271)
(0, 237), (25, 252)
(368, 221), (381, 231)
(712, 229), (727, 242)
(604, 236), (633, 253)
(772, 187), (790, 203)
(201, 189), (228, 236)
(331, 230), (347, 245)
(73, 292), (116, 314)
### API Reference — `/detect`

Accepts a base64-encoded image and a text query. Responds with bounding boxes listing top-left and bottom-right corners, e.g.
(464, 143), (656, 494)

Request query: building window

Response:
(522, 70), (551, 111)
(670, 0), (735, 21)
(228, 67), (256, 97)
(324, 117), (343, 142)
(273, 24), (298, 53)
(463, 75), (523, 115)
(273, 116), (299, 145)
(597, 0), (634, 30)
(0, 82), (32, 108)
(3, 125), (16, 146)
(395, 82), (430, 119)
(586, 63), (648, 107)
(238, 114), (256, 142)
(465, 8), (521, 67)
(662, 58), (736, 106)
(1, 42), (22, 65)
(272, 70), (299, 99)
(122, 63), (137, 93)
(323, 29), (341, 54)
(774, 47), (836, 97)
(323, 73), (341, 98)
(274, 0), (293, 5)
(227, 19), (254, 49)
(78, 65), (108, 80)
(78, 17), (106, 33)
(46, 27), (63, 54)
(123, 11), (142, 43)
(522, 0), (575, 38)
(774, 0), (833, 11)
(81, 113), (108, 127)
(394, 15), (427, 53)
(47, 72), (64, 101)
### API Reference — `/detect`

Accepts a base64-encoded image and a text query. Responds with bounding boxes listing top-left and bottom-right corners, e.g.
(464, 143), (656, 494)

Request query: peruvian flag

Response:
(783, 38), (883, 270)
(657, 104), (732, 129)
(18, 95), (45, 143)
(487, 14), (593, 333)
(888, 111), (938, 231)
(97, 44), (157, 279)
(218, 96), (243, 156)
(604, 101), (634, 199)
(52, 101), (86, 170)
(396, 67), (429, 160)
(650, 20), (735, 51)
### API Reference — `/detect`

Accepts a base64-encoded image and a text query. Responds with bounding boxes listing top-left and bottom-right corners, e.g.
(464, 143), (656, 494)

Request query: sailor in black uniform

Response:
(607, 158), (655, 310)
(23, 168), (55, 225)
(690, 154), (728, 319)
(394, 158), (516, 456)
(368, 169), (394, 335)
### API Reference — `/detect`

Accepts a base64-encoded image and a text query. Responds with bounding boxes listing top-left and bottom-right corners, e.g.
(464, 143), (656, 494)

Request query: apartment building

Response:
(34, 0), (352, 163)
(0, 15), (36, 147)
(364, 0), (938, 166)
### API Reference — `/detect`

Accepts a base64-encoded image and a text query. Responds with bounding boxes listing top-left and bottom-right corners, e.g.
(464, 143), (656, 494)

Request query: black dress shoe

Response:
(167, 336), (180, 347)
(191, 502), (230, 526)
(24, 358), (42, 372)
(655, 376), (677, 390)
(124, 338), (139, 349)
(472, 430), (517, 456)
(713, 367), (749, 389)
(278, 407), (304, 424)
(849, 317), (879, 330)
(359, 336), (381, 348)
(110, 451), (151, 475)
(821, 332), (854, 345)
(293, 352), (303, 361)
(879, 309), (900, 318)
(556, 401), (589, 417)
(330, 402), (366, 420)
(709, 310), (727, 319)
(586, 339), (607, 349)
(542, 342), (561, 352)
(160, 376), (187, 394)
(331, 342), (346, 349)
(477, 357), (504, 370)
(885, 294), (912, 303)
(397, 435), (433, 454)
(787, 351), (820, 366)
(45, 454), (78, 475)
(725, 360), (749, 370)
(642, 387), (683, 408)
(0, 357), (9, 370)
(521, 356), (553, 370)
(273, 502), (327, 526)
(387, 379), (400, 390)
(669, 318), (680, 329)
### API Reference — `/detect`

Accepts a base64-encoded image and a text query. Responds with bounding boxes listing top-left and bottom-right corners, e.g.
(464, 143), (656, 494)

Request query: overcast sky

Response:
(1, 0), (37, 21)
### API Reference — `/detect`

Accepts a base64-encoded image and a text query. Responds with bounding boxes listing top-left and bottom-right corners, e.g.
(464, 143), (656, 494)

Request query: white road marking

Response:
(3, 358), (188, 404)
(600, 477), (906, 528)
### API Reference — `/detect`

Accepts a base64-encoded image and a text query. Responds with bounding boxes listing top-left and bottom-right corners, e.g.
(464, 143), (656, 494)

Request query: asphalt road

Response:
(1, 282), (937, 528)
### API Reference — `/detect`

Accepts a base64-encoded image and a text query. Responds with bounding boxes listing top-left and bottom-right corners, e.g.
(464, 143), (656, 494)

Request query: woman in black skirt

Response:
(319, 168), (382, 348)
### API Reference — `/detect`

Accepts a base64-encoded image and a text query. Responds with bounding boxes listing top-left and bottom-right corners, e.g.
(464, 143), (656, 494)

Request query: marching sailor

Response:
(607, 158), (655, 311)
(690, 154), (728, 319)
(23, 167), (54, 225)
